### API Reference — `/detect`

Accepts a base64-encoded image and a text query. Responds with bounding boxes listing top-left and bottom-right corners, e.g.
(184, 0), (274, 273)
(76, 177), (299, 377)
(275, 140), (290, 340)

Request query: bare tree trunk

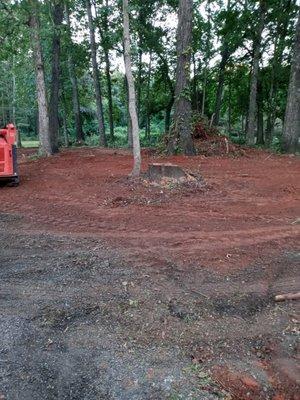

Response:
(29, 0), (52, 156)
(202, 67), (208, 117)
(66, 5), (84, 143)
(257, 73), (264, 145)
(202, 0), (212, 117)
(123, 0), (141, 176)
(227, 74), (232, 133)
(168, 0), (195, 155)
(213, 47), (229, 126)
(124, 74), (133, 148)
(145, 52), (152, 143)
(94, 0), (114, 142)
(246, 0), (265, 145)
(282, 11), (300, 153)
(104, 49), (114, 142)
(61, 88), (69, 147)
(159, 56), (174, 135)
(165, 97), (174, 135)
(265, 0), (292, 146)
(86, 0), (106, 147)
(213, 0), (231, 126)
(137, 47), (143, 123)
(49, 0), (63, 153)
(12, 57), (22, 147)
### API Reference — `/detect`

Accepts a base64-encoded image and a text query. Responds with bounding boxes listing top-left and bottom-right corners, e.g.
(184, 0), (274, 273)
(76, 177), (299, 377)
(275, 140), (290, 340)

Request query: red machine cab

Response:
(0, 124), (19, 186)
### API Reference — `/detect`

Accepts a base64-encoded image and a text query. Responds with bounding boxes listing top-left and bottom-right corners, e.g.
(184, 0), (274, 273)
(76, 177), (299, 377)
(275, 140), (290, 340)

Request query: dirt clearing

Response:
(0, 148), (299, 399)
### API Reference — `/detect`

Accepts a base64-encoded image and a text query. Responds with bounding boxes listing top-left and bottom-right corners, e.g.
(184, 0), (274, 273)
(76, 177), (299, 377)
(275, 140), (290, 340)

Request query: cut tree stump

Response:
(147, 163), (199, 183)
(148, 163), (186, 181)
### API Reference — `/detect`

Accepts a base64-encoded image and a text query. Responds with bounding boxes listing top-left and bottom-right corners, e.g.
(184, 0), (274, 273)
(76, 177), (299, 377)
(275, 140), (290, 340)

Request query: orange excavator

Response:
(0, 124), (19, 186)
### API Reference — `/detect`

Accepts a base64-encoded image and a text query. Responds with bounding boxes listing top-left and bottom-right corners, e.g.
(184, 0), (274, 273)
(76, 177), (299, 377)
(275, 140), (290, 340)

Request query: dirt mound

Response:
(192, 115), (244, 157)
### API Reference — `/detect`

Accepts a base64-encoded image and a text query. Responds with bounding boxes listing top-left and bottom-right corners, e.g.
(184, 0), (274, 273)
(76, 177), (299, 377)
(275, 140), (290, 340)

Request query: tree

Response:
(246, 0), (266, 146)
(168, 0), (195, 155)
(282, 11), (300, 153)
(123, 0), (141, 176)
(65, 3), (84, 143)
(95, 0), (115, 142)
(49, 0), (64, 153)
(212, 0), (232, 126)
(28, 0), (52, 155)
(86, 0), (106, 147)
(265, 0), (294, 146)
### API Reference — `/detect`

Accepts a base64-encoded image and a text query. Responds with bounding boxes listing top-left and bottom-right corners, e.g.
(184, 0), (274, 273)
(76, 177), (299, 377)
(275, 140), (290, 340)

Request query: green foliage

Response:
(0, 0), (298, 152)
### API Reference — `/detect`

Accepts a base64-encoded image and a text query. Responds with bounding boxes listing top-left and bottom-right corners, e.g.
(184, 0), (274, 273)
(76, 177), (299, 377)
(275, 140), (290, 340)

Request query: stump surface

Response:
(147, 163), (188, 181)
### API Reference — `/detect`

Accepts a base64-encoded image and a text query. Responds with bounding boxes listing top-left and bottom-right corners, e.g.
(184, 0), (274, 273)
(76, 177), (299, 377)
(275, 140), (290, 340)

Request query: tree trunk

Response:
(86, 0), (106, 147)
(123, 0), (141, 176)
(95, 0), (114, 142)
(65, 5), (84, 143)
(227, 73), (232, 133)
(145, 52), (152, 143)
(213, 47), (229, 126)
(202, 67), (208, 117)
(213, 0), (231, 126)
(29, 0), (52, 156)
(246, 0), (265, 146)
(202, 0), (212, 117)
(159, 56), (174, 135)
(265, 0), (293, 146)
(257, 73), (264, 145)
(124, 74), (133, 148)
(168, 0), (195, 155)
(137, 47), (143, 123)
(282, 11), (300, 153)
(165, 97), (174, 135)
(12, 57), (22, 147)
(49, 0), (63, 153)
(104, 49), (114, 142)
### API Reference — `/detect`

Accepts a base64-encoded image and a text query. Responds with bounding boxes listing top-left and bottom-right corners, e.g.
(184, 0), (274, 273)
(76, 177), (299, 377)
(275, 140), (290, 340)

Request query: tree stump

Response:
(146, 163), (201, 186)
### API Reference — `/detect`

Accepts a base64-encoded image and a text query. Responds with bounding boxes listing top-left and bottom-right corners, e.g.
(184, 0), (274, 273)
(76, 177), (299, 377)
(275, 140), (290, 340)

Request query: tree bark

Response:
(227, 74), (232, 133)
(212, 0), (231, 126)
(168, 0), (195, 155)
(95, 0), (114, 142)
(29, 0), (52, 156)
(12, 57), (22, 147)
(123, 0), (141, 176)
(49, 0), (63, 153)
(124, 74), (133, 148)
(246, 0), (265, 146)
(257, 73), (264, 145)
(104, 48), (114, 142)
(282, 11), (300, 153)
(213, 47), (229, 126)
(145, 52), (152, 143)
(265, 0), (292, 146)
(65, 5), (84, 143)
(202, 0), (212, 117)
(86, 0), (106, 147)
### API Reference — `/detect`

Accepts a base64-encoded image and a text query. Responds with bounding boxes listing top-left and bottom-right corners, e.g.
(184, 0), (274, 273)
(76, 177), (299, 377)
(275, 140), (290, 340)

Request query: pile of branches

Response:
(191, 113), (243, 156)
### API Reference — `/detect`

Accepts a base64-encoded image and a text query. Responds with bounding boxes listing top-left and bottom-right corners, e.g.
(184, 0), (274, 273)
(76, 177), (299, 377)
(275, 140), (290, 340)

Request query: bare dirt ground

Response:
(0, 148), (299, 400)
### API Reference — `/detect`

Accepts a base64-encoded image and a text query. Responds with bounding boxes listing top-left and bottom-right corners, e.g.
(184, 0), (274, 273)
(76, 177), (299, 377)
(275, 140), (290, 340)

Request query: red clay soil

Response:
(2, 147), (299, 271)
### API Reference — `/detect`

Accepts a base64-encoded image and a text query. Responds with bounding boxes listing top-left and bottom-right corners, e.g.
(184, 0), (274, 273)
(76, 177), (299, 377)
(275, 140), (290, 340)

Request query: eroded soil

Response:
(0, 148), (299, 399)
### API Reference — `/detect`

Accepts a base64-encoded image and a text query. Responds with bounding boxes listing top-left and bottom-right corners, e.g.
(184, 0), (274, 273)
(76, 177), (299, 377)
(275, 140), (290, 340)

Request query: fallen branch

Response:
(275, 292), (300, 302)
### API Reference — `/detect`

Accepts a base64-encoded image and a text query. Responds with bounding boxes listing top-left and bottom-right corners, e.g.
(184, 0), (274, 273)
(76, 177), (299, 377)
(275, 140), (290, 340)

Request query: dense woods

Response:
(0, 0), (299, 160)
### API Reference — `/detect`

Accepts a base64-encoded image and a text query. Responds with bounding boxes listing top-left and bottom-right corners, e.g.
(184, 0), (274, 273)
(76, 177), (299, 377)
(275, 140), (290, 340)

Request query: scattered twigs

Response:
(275, 292), (300, 302)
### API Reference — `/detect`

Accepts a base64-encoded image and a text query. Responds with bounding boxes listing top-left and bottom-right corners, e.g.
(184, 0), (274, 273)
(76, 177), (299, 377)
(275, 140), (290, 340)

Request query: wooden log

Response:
(274, 292), (300, 302)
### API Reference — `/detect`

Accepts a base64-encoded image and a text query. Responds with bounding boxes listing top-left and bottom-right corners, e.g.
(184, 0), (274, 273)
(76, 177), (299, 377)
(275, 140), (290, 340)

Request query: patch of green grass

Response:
(21, 140), (39, 148)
